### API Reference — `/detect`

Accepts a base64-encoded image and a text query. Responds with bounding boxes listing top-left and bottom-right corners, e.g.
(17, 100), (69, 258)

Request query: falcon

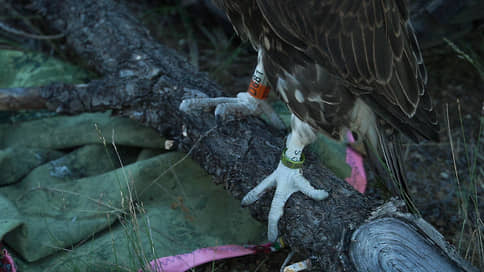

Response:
(180, 0), (439, 241)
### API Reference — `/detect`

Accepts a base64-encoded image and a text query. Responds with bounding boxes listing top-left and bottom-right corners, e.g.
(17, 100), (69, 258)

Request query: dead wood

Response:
(0, 0), (476, 271)
(0, 87), (46, 110)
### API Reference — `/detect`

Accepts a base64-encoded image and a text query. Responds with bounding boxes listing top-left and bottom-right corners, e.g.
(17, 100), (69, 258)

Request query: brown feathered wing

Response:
(255, 0), (438, 142)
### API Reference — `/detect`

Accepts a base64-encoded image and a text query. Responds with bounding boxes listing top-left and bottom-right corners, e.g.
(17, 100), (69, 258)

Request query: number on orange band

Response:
(247, 80), (270, 99)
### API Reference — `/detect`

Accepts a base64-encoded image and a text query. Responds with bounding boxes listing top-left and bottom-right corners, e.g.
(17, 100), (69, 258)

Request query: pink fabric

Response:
(140, 245), (259, 272)
(1, 246), (16, 272)
(344, 131), (367, 193)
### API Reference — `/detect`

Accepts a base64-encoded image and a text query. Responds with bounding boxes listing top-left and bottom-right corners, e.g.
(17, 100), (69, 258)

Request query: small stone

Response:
(182, 125), (188, 137)
(440, 172), (449, 179)
(164, 139), (175, 150)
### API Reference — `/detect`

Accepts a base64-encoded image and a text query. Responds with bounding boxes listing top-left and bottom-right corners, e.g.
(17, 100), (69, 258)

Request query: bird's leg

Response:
(179, 50), (285, 129)
(242, 114), (329, 241)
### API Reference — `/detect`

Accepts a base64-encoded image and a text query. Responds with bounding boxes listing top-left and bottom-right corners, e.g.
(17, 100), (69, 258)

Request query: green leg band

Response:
(280, 148), (305, 169)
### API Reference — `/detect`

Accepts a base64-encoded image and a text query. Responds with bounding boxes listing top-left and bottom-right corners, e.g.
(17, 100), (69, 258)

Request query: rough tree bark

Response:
(0, 0), (477, 271)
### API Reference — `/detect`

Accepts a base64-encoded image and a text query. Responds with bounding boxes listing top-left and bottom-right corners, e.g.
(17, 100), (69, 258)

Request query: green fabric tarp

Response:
(0, 112), (265, 271)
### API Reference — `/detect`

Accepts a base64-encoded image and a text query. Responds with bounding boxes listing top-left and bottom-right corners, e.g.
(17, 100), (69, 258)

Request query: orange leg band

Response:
(248, 80), (270, 99)
(247, 69), (270, 99)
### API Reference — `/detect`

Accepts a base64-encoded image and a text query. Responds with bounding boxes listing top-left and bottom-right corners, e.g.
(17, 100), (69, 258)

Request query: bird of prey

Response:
(180, 0), (439, 241)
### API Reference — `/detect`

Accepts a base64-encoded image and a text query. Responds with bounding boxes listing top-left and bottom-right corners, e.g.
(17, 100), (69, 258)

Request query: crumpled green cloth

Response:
(0, 148), (63, 186)
(0, 112), (264, 271)
(0, 112), (164, 149)
(0, 196), (22, 242)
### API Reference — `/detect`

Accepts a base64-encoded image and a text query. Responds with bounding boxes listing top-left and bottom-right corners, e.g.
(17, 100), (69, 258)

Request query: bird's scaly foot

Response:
(242, 161), (328, 241)
(179, 92), (284, 129)
(180, 50), (285, 129)
(242, 115), (329, 241)
(179, 48), (326, 241)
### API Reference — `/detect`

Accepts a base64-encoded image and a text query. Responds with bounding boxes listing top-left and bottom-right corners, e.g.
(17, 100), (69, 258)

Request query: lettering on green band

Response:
(280, 148), (305, 169)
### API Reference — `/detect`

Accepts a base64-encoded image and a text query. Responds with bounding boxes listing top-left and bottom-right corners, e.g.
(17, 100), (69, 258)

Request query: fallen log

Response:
(0, 0), (476, 270)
